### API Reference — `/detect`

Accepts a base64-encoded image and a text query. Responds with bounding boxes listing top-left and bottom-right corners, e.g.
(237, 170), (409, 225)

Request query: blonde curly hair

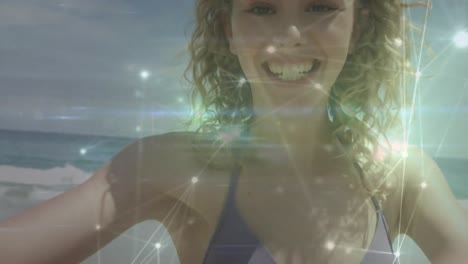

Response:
(182, 0), (427, 208)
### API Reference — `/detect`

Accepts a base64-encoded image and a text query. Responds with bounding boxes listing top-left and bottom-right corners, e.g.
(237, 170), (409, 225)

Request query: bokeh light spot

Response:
(80, 148), (87, 155)
(266, 45), (276, 54)
(421, 181), (427, 189)
(140, 70), (150, 80)
(325, 241), (336, 250)
(454, 31), (468, 48)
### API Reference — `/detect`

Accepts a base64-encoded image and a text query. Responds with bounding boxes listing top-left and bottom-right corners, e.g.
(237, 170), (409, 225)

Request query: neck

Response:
(240, 104), (339, 167)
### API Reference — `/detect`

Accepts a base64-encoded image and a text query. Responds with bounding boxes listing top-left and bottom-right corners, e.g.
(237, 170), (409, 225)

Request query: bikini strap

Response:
(370, 195), (382, 213)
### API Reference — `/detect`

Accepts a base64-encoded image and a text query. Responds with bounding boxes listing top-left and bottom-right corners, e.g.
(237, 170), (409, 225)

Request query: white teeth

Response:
(267, 61), (317, 81)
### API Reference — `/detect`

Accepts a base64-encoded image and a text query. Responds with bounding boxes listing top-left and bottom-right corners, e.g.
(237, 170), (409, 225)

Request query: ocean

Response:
(0, 129), (467, 198)
(0, 129), (134, 173)
(0, 129), (466, 264)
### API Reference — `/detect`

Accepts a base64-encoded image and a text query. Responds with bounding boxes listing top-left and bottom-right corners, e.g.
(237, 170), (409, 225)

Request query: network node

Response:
(394, 38), (403, 47)
(325, 241), (336, 250)
(266, 45), (276, 54)
(454, 31), (468, 48)
(140, 70), (150, 80)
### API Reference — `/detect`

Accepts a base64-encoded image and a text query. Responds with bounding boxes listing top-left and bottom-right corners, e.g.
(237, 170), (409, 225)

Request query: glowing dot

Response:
(95, 224), (101, 230)
(238, 77), (247, 87)
(415, 71), (422, 78)
(140, 70), (150, 80)
(402, 151), (408, 158)
(191, 177), (199, 184)
(314, 82), (323, 90)
(154, 243), (161, 249)
(325, 241), (336, 250)
(394, 38), (403, 47)
(420, 181), (427, 189)
(394, 251), (400, 257)
(80, 148), (87, 155)
(454, 31), (468, 48)
(136, 126), (142, 132)
(177, 97), (184, 103)
(266, 45), (276, 54)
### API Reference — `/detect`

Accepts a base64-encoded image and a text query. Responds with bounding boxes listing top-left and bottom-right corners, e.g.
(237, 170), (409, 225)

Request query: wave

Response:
(0, 163), (92, 187)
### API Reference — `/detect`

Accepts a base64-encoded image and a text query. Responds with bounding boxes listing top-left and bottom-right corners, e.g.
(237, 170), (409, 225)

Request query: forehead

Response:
(236, 0), (354, 5)
(232, 0), (357, 11)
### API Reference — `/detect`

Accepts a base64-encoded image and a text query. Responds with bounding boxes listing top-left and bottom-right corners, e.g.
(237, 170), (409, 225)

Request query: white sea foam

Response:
(0, 163), (92, 186)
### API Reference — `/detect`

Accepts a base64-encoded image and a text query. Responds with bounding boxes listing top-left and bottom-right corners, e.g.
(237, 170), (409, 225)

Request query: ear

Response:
(222, 15), (237, 55)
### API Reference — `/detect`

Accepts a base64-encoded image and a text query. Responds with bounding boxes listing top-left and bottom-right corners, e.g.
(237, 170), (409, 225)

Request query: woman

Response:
(1, 0), (467, 263)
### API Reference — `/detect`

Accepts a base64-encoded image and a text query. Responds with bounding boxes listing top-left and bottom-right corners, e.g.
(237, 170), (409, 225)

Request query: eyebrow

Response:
(241, 0), (349, 5)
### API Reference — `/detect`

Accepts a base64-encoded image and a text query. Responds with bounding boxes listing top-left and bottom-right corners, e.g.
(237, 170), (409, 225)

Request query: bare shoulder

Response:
(109, 131), (195, 187)
(383, 144), (468, 260)
(134, 131), (211, 194)
(106, 131), (212, 213)
(121, 132), (232, 262)
(380, 144), (431, 239)
(139, 131), (232, 220)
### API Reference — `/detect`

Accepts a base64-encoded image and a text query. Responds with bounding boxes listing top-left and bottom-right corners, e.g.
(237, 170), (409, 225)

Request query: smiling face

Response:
(224, 0), (361, 109)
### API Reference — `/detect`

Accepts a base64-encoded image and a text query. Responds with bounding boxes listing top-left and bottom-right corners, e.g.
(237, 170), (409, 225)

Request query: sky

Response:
(1, 0), (468, 159)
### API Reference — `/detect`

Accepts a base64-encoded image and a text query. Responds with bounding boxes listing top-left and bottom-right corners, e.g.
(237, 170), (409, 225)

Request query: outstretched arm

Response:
(0, 133), (174, 264)
(0, 161), (140, 264)
(397, 145), (468, 263)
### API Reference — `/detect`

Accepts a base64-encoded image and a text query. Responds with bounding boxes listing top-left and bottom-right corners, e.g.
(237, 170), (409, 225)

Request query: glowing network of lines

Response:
(73, 1), (466, 263)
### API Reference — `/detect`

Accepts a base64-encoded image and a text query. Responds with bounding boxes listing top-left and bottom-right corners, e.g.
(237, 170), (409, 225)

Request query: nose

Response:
(273, 25), (307, 48)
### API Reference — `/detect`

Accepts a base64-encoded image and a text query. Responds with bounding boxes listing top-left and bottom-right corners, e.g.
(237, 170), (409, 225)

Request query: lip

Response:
(261, 60), (321, 87)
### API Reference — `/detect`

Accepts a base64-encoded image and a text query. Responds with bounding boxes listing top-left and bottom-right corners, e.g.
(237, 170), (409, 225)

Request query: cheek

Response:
(316, 16), (354, 59)
(231, 25), (266, 54)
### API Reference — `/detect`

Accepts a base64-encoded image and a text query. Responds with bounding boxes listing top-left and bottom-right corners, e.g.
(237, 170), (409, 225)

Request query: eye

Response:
(248, 5), (275, 16)
(247, 3), (338, 16)
(308, 4), (338, 13)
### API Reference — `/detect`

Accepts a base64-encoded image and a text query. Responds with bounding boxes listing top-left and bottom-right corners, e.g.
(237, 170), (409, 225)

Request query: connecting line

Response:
(396, 0), (432, 256)
(130, 139), (230, 264)
(421, 42), (453, 74)
(407, 0), (431, 137)
(394, 171), (427, 259)
(140, 184), (199, 264)
(129, 182), (193, 264)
